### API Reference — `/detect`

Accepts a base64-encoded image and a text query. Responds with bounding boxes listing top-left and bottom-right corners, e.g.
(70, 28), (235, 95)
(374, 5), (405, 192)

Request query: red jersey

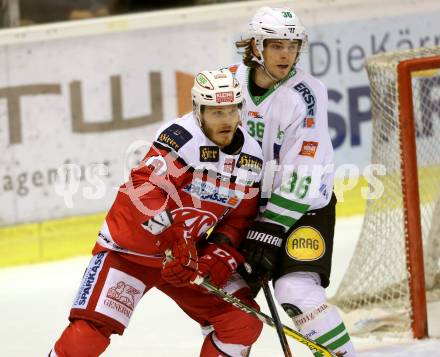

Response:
(93, 113), (263, 267)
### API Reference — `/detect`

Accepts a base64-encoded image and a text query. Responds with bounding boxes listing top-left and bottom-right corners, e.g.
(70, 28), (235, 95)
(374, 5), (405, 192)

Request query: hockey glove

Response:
(161, 228), (198, 287)
(195, 243), (244, 288)
(240, 221), (285, 280)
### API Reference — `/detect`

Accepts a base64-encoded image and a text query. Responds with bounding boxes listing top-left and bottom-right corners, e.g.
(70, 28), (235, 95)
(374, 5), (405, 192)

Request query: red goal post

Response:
(332, 47), (440, 339)
(398, 55), (440, 339)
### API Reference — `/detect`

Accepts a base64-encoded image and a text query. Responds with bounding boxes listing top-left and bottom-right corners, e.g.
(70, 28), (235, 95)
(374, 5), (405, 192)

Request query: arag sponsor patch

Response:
(285, 226), (325, 261)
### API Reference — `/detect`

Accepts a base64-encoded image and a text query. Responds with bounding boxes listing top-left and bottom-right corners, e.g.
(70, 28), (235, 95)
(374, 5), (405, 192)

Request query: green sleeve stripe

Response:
(313, 329), (350, 356)
(269, 193), (310, 214)
(327, 333), (351, 351)
(263, 210), (297, 227)
(315, 323), (346, 344)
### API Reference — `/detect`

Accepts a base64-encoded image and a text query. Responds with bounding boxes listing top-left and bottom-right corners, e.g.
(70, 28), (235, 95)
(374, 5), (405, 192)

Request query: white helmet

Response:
(248, 7), (307, 64)
(191, 69), (243, 125)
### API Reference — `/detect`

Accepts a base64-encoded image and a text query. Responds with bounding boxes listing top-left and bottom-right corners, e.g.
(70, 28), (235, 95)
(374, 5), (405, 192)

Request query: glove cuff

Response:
(201, 243), (244, 266)
(245, 221), (284, 247)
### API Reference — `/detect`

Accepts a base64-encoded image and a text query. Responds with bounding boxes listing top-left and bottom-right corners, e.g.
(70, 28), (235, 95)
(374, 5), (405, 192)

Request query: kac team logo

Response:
(171, 207), (217, 237)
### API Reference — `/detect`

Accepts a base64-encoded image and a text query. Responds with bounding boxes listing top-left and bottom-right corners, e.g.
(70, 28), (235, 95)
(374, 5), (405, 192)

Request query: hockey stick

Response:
(260, 280), (292, 357)
(163, 249), (334, 356)
(194, 277), (337, 357)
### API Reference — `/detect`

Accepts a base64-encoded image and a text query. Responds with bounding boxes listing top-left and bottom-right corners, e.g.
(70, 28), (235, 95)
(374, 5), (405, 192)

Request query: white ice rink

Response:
(1, 216), (439, 356)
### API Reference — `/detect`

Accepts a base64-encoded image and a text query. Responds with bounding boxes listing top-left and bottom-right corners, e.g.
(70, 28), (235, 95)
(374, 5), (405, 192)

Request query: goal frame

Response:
(398, 55), (440, 339)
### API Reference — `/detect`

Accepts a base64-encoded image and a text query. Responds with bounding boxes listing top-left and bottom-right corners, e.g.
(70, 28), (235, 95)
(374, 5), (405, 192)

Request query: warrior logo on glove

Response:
(246, 230), (283, 247)
(241, 221), (285, 280)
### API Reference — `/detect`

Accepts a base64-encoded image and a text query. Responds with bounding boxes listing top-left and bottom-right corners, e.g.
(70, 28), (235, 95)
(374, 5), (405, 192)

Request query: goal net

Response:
(331, 47), (440, 338)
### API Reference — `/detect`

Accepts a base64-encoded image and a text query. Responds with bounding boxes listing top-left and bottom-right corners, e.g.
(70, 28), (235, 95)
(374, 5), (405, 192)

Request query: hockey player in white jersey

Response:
(231, 7), (357, 356)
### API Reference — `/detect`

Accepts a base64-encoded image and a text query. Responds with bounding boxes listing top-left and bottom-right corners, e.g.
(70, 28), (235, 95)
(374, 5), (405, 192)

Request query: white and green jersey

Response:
(231, 63), (334, 232)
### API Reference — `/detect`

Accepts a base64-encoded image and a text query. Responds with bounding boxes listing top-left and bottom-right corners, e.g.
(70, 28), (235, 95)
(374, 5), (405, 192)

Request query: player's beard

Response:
(203, 122), (239, 149)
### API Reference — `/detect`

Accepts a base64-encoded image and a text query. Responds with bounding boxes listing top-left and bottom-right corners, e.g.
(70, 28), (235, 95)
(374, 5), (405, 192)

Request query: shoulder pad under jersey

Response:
(155, 121), (193, 152)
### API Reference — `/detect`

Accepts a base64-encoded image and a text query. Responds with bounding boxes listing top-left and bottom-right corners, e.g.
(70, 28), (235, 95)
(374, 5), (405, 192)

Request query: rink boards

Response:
(1, 0), (440, 267)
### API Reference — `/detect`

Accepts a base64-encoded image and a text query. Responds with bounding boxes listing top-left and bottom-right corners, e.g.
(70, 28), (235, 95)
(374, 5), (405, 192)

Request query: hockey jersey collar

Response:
(247, 66), (297, 106)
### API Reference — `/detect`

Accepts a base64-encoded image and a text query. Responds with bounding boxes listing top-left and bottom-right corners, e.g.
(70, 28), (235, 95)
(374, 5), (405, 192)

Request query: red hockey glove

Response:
(161, 229), (198, 287)
(195, 243), (244, 288)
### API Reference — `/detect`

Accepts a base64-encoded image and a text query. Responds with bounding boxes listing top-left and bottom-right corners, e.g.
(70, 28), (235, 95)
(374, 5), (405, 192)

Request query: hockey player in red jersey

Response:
(49, 69), (264, 357)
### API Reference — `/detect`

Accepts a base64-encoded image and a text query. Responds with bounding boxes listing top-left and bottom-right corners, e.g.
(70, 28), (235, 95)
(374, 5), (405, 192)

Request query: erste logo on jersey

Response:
(171, 207), (218, 237)
(299, 141), (319, 158)
(200, 146), (219, 162)
(216, 91), (234, 104)
(156, 124), (193, 152)
(236, 153), (263, 173)
(293, 82), (316, 129)
(183, 179), (240, 207)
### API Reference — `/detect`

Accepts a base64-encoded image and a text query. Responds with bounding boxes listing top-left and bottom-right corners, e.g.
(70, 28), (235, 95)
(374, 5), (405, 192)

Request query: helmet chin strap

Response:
(261, 62), (279, 83)
(251, 50), (279, 84)
(196, 110), (210, 140)
(193, 103), (203, 127)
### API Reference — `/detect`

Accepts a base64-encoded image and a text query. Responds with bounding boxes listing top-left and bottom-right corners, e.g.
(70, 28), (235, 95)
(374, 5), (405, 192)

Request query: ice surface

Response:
(1, 216), (439, 356)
